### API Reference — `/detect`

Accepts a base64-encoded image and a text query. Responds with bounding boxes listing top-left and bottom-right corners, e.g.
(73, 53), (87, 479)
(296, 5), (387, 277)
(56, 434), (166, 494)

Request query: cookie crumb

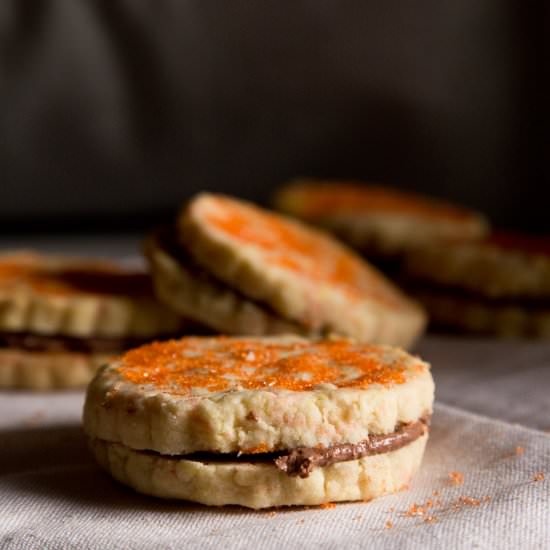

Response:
(432, 490), (440, 497)
(423, 515), (437, 524)
(458, 496), (481, 507)
(320, 502), (336, 509)
(448, 471), (464, 486)
(385, 520), (393, 529)
(405, 503), (426, 517)
(533, 472), (545, 482)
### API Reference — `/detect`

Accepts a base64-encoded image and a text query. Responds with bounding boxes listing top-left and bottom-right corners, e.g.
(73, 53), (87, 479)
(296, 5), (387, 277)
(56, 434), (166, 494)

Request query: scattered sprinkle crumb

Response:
(458, 496), (481, 507)
(405, 503), (426, 517)
(432, 490), (440, 497)
(320, 502), (336, 509)
(515, 446), (525, 456)
(385, 520), (393, 529)
(448, 471), (464, 486)
(533, 472), (545, 482)
(423, 515), (438, 524)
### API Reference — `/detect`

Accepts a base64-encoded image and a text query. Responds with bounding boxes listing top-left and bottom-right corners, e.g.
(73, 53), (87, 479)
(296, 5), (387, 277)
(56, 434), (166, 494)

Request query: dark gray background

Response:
(0, 0), (547, 233)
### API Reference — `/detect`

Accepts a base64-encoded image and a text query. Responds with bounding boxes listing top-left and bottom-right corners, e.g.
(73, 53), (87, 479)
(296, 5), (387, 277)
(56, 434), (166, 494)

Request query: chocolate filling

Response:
(274, 415), (430, 478)
(162, 415), (430, 478)
(0, 331), (180, 354)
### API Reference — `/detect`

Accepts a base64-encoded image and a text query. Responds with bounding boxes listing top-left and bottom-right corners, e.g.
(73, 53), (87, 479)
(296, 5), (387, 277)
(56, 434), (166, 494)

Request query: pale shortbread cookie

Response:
(0, 348), (110, 390)
(405, 234), (550, 299)
(144, 231), (308, 337)
(84, 336), (433, 508)
(274, 180), (488, 258)
(84, 336), (434, 455)
(90, 433), (427, 509)
(178, 194), (426, 347)
(411, 287), (550, 338)
(0, 251), (183, 338)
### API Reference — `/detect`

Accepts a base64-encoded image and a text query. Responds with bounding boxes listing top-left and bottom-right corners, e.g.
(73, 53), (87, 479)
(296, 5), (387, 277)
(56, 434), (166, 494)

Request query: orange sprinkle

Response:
(423, 515), (438, 524)
(198, 195), (404, 308)
(118, 337), (407, 394)
(458, 496), (481, 507)
(320, 502), (336, 509)
(515, 446), (525, 456)
(406, 503), (426, 517)
(448, 471), (464, 486)
(533, 472), (545, 482)
(241, 443), (270, 454)
(385, 520), (394, 529)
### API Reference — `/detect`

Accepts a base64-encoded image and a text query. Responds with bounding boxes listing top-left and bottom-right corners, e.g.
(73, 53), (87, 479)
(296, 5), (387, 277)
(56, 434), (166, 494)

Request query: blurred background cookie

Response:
(146, 193), (426, 347)
(274, 179), (489, 268)
(403, 232), (550, 337)
(0, 252), (189, 389)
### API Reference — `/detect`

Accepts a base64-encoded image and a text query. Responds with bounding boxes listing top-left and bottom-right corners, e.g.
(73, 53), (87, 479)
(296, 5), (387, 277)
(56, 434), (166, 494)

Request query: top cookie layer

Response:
(0, 252), (184, 337)
(179, 194), (425, 347)
(83, 335), (434, 454)
(274, 180), (488, 256)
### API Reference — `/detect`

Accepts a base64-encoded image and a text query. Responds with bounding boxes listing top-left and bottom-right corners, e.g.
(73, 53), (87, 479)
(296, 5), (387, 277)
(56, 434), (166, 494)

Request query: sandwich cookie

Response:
(274, 179), (488, 263)
(0, 252), (188, 389)
(404, 232), (550, 336)
(83, 335), (434, 509)
(146, 193), (426, 348)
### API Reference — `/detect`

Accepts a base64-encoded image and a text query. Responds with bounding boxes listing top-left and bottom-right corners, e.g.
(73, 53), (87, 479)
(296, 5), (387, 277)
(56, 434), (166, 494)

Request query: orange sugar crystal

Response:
(448, 471), (464, 486)
(200, 195), (404, 307)
(118, 337), (407, 394)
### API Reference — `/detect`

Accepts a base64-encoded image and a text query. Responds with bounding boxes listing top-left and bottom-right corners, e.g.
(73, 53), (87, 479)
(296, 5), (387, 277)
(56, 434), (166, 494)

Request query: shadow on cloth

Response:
(0, 423), (263, 514)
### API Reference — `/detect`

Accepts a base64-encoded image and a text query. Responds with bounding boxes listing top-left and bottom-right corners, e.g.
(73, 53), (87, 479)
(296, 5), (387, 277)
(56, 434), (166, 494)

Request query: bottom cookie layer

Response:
(90, 434), (428, 509)
(0, 349), (110, 389)
(413, 288), (550, 337)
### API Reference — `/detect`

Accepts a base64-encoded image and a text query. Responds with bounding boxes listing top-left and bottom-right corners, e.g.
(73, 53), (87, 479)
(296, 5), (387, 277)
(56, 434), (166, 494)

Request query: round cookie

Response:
(83, 335), (434, 508)
(274, 179), (488, 258)
(0, 252), (183, 337)
(174, 193), (426, 347)
(405, 232), (550, 299)
(0, 251), (188, 389)
(0, 349), (110, 390)
(145, 229), (307, 337)
(404, 232), (550, 337)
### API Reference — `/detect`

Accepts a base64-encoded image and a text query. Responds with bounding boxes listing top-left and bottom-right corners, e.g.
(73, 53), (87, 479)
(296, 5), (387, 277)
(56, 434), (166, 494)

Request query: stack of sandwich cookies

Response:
(83, 336), (434, 509)
(0, 252), (187, 389)
(274, 180), (488, 262)
(146, 193), (426, 347)
(404, 232), (550, 337)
